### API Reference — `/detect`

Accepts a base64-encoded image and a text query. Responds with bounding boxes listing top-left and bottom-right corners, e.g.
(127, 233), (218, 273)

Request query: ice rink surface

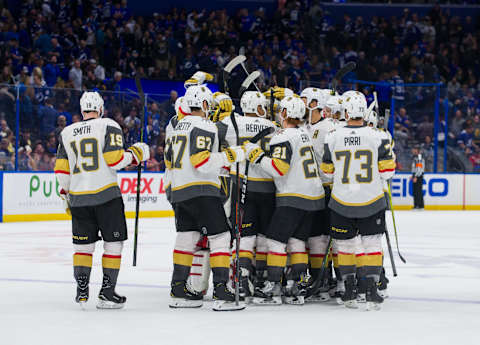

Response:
(1, 211), (479, 345)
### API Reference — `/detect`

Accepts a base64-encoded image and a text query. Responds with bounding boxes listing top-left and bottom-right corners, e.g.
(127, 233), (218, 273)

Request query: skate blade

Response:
(96, 299), (125, 309)
(344, 300), (359, 309)
(284, 296), (305, 305)
(306, 292), (330, 303)
(212, 300), (246, 311)
(378, 290), (389, 299)
(77, 300), (87, 310)
(336, 297), (344, 305)
(169, 297), (203, 308)
(252, 297), (282, 305)
(366, 301), (382, 311)
(357, 293), (366, 303)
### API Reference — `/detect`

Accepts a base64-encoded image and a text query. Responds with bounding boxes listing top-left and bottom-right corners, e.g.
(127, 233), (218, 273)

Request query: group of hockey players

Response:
(54, 65), (395, 312)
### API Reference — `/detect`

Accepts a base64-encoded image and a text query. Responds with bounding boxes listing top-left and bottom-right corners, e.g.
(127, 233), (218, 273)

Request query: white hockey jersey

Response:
(321, 125), (395, 217)
(304, 118), (336, 184)
(258, 127), (324, 211)
(164, 115), (225, 203)
(55, 118), (134, 207)
(217, 114), (277, 193)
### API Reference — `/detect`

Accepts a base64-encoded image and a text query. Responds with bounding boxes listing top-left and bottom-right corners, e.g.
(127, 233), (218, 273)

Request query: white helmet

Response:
(279, 96), (306, 120)
(80, 91), (104, 117)
(343, 91), (367, 120)
(240, 91), (267, 117)
(183, 85), (213, 113)
(367, 110), (378, 128)
(325, 95), (345, 120)
(175, 96), (190, 117)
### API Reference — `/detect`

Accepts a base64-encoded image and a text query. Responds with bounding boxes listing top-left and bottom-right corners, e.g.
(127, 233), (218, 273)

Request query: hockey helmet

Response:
(342, 91), (367, 120)
(240, 91), (267, 117)
(183, 85), (213, 113)
(80, 91), (104, 117)
(279, 96), (306, 120)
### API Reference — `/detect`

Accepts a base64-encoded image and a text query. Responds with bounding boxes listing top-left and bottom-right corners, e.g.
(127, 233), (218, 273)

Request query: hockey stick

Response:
(238, 70), (261, 97)
(331, 62), (356, 95)
(133, 77), (146, 267)
(387, 183), (406, 264)
(223, 55), (246, 94)
(374, 93), (398, 276)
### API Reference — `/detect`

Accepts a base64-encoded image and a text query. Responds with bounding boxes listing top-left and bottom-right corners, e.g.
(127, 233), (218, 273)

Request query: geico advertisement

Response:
(390, 173), (463, 206)
(2, 172), (171, 215)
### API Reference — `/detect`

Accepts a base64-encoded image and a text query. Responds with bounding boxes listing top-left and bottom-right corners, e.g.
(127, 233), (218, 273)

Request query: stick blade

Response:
(224, 55), (246, 73)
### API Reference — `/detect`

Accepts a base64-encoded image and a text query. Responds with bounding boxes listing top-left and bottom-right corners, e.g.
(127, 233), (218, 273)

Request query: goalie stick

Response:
(133, 77), (146, 267)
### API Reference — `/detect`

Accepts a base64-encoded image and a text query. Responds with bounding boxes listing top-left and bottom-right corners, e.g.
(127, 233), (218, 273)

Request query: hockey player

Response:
(300, 88), (336, 302)
(321, 91), (395, 310)
(216, 91), (277, 298)
(324, 94), (345, 121)
(164, 85), (246, 311)
(244, 96), (325, 305)
(54, 91), (149, 309)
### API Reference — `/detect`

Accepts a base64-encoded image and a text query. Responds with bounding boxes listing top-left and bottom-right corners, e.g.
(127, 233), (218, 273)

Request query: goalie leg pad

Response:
(208, 231), (231, 283)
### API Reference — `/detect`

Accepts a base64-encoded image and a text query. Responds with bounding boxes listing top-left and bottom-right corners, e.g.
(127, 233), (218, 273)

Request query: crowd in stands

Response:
(0, 1), (479, 171)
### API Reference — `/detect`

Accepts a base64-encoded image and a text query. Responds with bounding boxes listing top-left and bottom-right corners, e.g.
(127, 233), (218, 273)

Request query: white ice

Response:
(1, 211), (479, 345)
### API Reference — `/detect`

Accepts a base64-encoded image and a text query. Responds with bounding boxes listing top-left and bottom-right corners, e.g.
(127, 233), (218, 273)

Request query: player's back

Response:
(305, 118), (336, 184)
(323, 125), (394, 217)
(218, 114), (276, 192)
(58, 117), (123, 207)
(269, 127), (324, 210)
(166, 115), (221, 203)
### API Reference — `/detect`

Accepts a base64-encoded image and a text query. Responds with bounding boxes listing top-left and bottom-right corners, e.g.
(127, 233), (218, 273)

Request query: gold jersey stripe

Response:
(331, 193), (384, 206)
(103, 149), (124, 166)
(321, 162), (334, 174)
(276, 193), (325, 200)
(54, 158), (70, 173)
(229, 172), (273, 182)
(172, 181), (220, 192)
(378, 159), (396, 171)
(272, 158), (290, 175)
(190, 151), (211, 168)
(69, 183), (119, 195)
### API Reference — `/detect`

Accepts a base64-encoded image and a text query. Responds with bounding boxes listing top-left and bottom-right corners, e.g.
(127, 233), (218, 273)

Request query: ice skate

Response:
(365, 277), (384, 311)
(283, 280), (305, 305)
(341, 275), (358, 309)
(169, 281), (203, 308)
(96, 275), (126, 309)
(212, 282), (246, 311)
(75, 274), (89, 309)
(252, 281), (283, 305)
(356, 277), (366, 303)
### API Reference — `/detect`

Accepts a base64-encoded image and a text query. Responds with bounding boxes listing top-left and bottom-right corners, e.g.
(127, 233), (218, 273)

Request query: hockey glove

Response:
(184, 71), (214, 88)
(223, 146), (246, 164)
(210, 92), (234, 122)
(128, 142), (150, 165)
(263, 86), (294, 101)
(243, 141), (265, 164)
(59, 188), (71, 216)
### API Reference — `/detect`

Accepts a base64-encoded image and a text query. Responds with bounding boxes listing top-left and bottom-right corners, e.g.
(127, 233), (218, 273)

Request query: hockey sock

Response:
(267, 253), (286, 282)
(73, 252), (92, 284)
(289, 252), (308, 281)
(337, 251), (356, 279)
(172, 250), (194, 282)
(209, 232), (231, 283)
(102, 254), (121, 286)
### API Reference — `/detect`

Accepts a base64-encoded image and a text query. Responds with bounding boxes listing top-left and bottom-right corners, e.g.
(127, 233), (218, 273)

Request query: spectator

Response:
(44, 56), (60, 87)
(161, 91), (178, 117)
(38, 98), (57, 135)
(450, 110), (465, 139)
(55, 115), (67, 139)
(69, 60), (83, 91)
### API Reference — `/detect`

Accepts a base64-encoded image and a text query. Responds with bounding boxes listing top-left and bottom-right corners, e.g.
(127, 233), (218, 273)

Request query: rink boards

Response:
(0, 172), (479, 222)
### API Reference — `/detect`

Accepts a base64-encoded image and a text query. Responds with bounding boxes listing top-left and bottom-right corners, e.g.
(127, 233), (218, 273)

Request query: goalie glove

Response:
(243, 141), (265, 164)
(59, 188), (71, 215)
(222, 146), (246, 165)
(128, 142), (150, 165)
(184, 71), (214, 88)
(210, 92), (234, 122)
